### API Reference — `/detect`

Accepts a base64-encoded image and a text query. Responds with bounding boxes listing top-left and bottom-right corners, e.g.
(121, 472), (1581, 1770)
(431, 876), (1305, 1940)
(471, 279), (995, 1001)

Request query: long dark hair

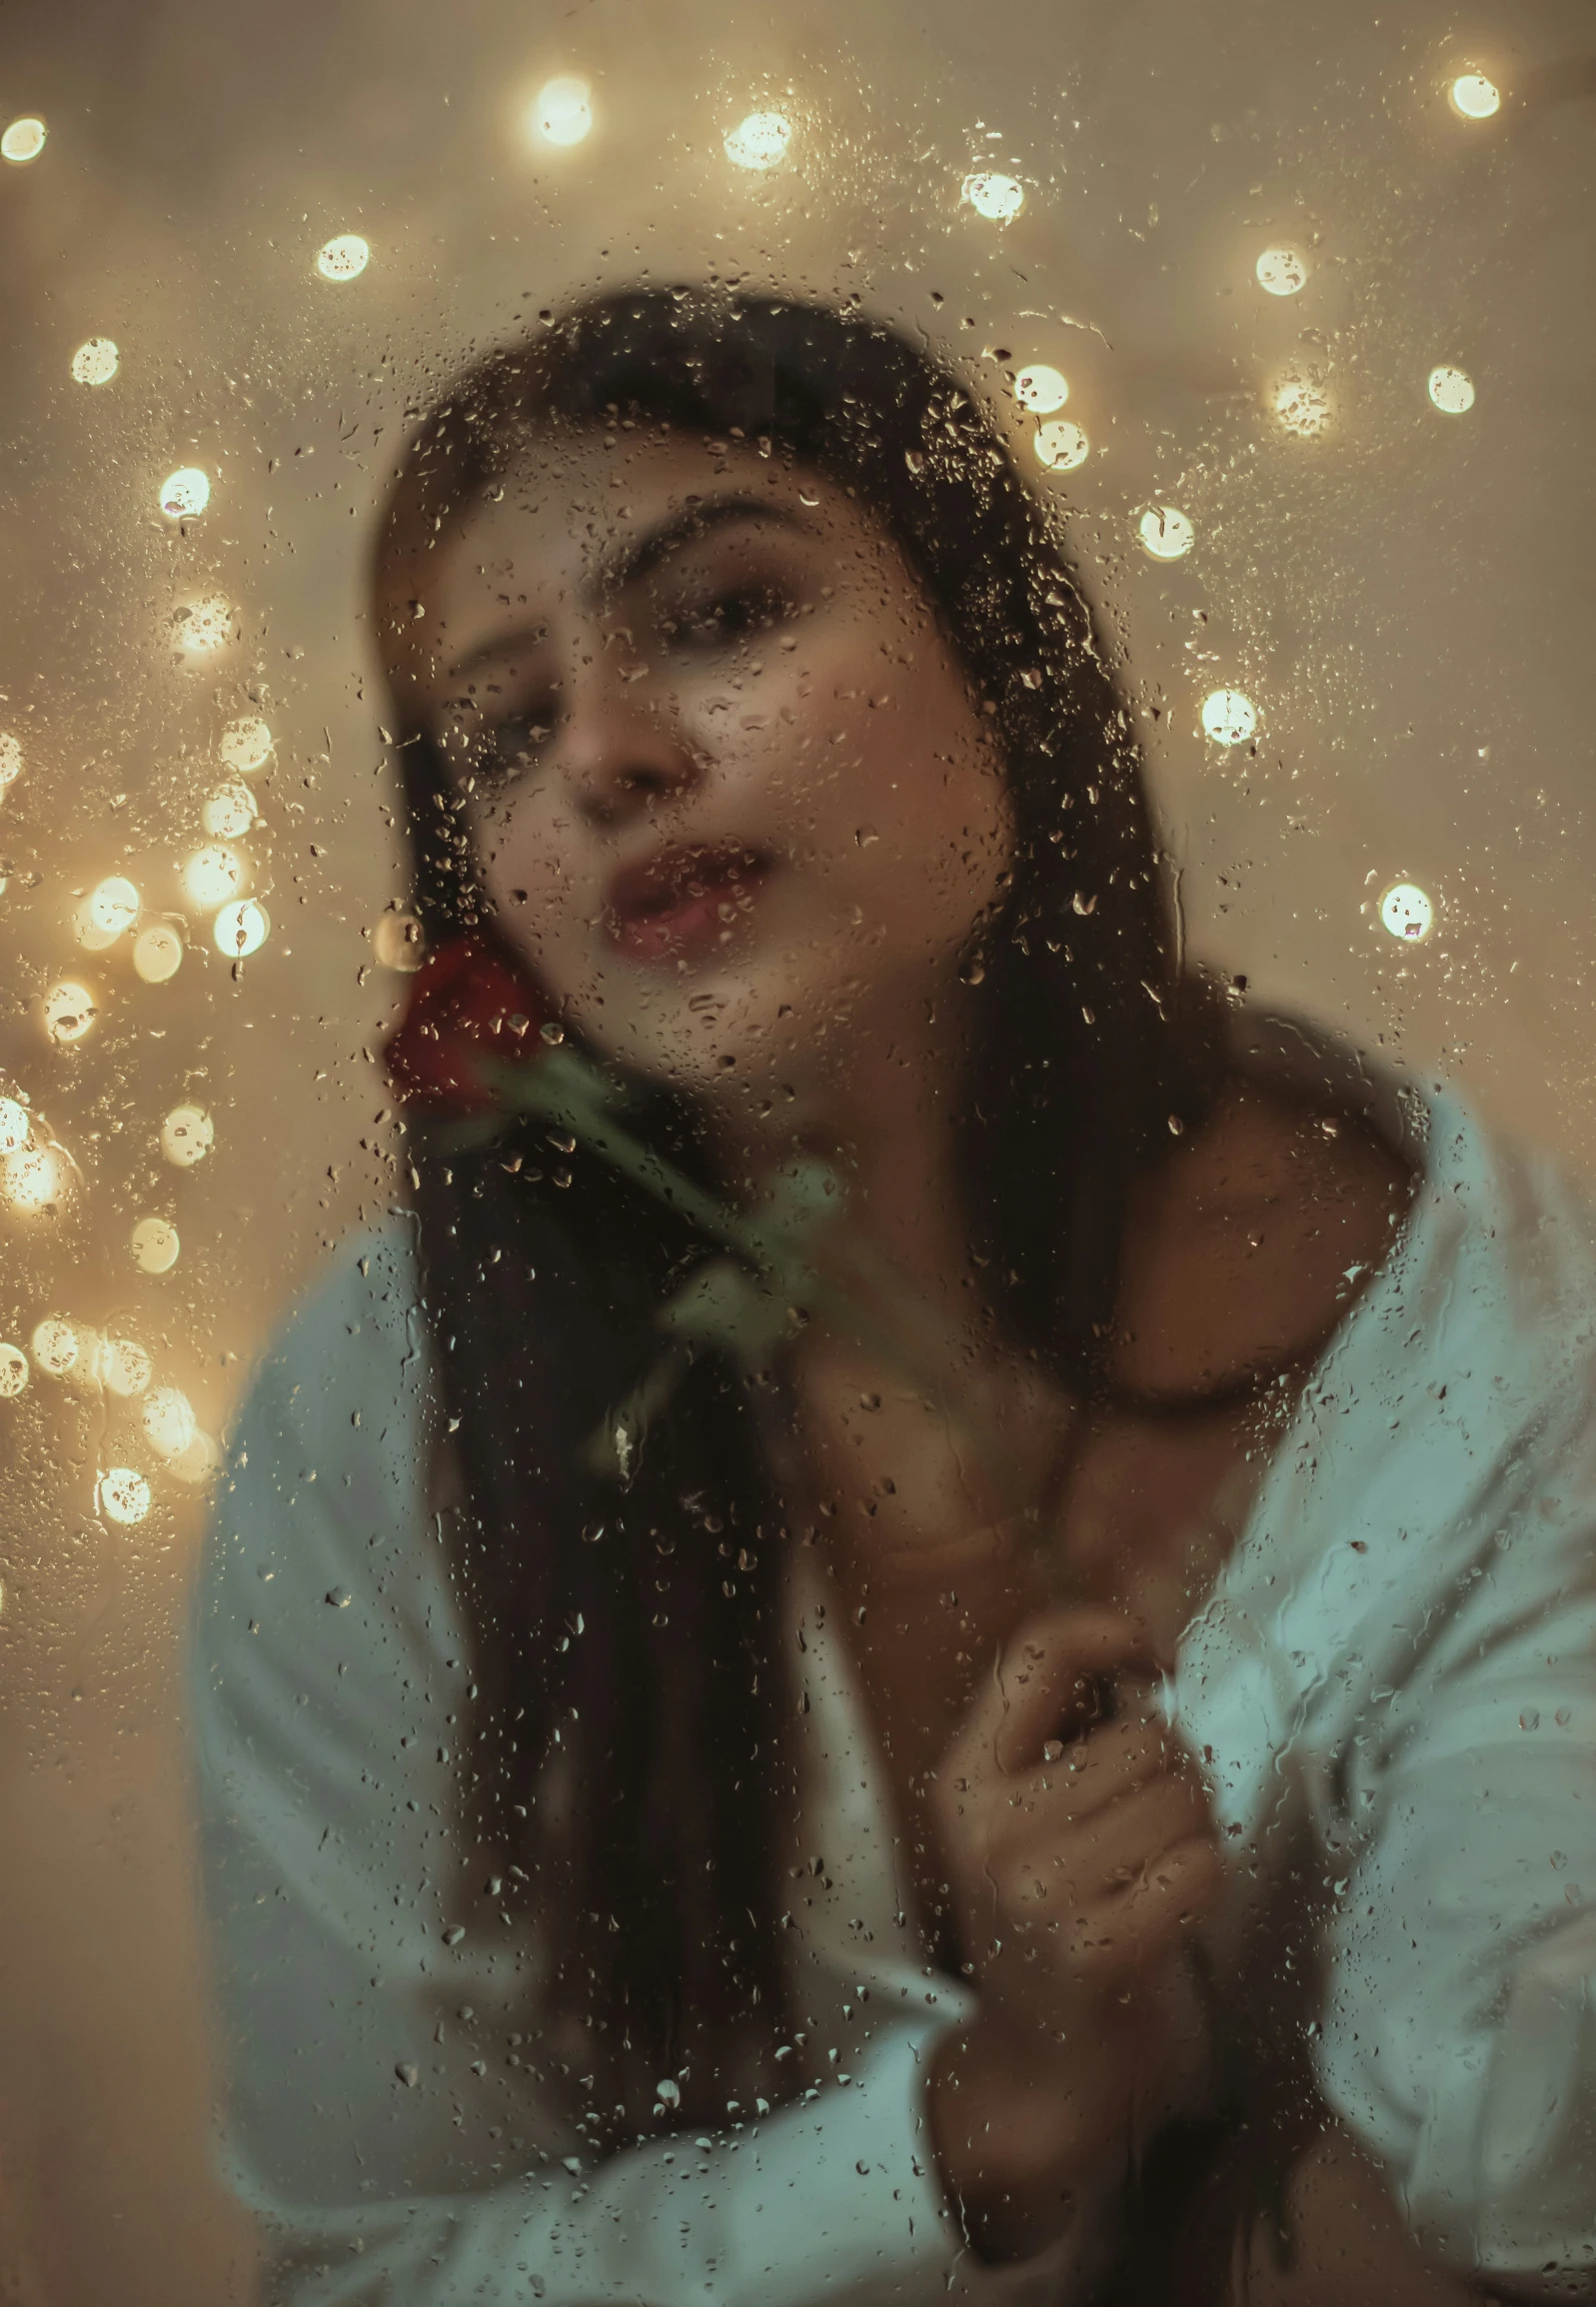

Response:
(375, 288), (1209, 2131)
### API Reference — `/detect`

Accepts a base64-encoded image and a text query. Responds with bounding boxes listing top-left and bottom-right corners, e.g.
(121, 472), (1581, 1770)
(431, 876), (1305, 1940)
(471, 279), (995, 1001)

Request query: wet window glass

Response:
(1, 7), (1594, 2302)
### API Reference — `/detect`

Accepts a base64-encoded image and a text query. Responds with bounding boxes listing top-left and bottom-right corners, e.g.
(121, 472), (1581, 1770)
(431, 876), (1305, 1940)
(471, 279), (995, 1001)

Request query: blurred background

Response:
(0, 1), (1590, 2296)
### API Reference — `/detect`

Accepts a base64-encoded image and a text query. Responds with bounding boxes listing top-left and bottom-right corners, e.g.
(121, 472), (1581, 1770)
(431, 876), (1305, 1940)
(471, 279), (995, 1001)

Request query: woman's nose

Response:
(558, 652), (701, 830)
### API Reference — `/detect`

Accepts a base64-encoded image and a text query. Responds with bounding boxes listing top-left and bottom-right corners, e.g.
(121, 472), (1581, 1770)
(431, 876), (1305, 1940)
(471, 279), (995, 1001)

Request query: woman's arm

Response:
(191, 1232), (1108, 2305)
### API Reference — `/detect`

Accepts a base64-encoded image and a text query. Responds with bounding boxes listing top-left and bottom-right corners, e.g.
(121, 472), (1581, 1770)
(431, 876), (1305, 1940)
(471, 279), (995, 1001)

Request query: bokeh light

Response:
(130, 1216), (180, 1274)
(183, 845), (247, 909)
(0, 1097), (29, 1153)
(99, 1336), (152, 1398)
(169, 1428), (221, 1487)
(213, 899), (270, 959)
(1138, 505), (1195, 560)
(0, 733), (21, 792)
(161, 1105), (213, 1168)
(530, 75), (593, 146)
(141, 1385), (196, 1459)
(1449, 74), (1500, 119)
(724, 111), (792, 171)
(1013, 364), (1068, 414)
(0, 1343), (27, 1399)
(961, 171), (1024, 221)
(1270, 373), (1333, 439)
(2, 1144), (69, 1214)
(173, 596), (235, 656)
(42, 980), (98, 1045)
(218, 717), (273, 774)
(373, 911), (426, 972)
(1, 118), (46, 165)
(201, 783), (257, 838)
(315, 233), (370, 282)
(1201, 688), (1258, 746)
(70, 337), (119, 386)
(1379, 880), (1435, 942)
(74, 876), (139, 951)
(1255, 245), (1309, 296)
(30, 1316), (80, 1376)
(97, 1466), (151, 1526)
(1427, 364), (1475, 414)
(1033, 419), (1088, 473)
(160, 467), (210, 519)
(132, 923), (184, 984)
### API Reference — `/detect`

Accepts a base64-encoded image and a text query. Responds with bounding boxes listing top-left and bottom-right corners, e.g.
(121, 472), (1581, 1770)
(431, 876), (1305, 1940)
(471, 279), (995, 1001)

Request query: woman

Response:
(193, 289), (1596, 2304)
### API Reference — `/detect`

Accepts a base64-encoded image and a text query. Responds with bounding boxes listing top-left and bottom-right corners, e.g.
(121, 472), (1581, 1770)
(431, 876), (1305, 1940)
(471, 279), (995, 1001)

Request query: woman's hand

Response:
(925, 1607), (1224, 2259)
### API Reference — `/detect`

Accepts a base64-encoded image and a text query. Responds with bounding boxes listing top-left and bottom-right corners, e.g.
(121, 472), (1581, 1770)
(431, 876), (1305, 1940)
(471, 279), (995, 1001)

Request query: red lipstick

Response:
(605, 843), (772, 965)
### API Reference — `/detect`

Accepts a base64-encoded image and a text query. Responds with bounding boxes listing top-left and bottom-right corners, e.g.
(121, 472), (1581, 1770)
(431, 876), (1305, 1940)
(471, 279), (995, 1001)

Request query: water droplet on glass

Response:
(1033, 418), (1088, 473)
(1138, 505), (1194, 560)
(1427, 364), (1475, 415)
(1200, 688), (1257, 746)
(1520, 1708), (1541, 1732)
(530, 76), (593, 147)
(961, 171), (1023, 221)
(130, 1216), (180, 1274)
(161, 1104), (214, 1168)
(316, 233), (370, 282)
(1, 117), (46, 165)
(70, 337), (119, 386)
(1255, 245), (1308, 296)
(373, 911), (426, 972)
(160, 467), (211, 519)
(724, 112), (792, 171)
(1378, 881), (1435, 943)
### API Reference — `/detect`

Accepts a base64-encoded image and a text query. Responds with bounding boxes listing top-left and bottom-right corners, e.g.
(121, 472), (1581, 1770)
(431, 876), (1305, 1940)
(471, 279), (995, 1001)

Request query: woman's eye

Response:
(668, 584), (793, 649)
(453, 709), (553, 788)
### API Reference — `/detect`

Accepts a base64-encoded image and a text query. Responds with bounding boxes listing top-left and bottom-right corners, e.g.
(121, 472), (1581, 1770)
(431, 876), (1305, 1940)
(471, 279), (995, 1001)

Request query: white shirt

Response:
(192, 1084), (1596, 2302)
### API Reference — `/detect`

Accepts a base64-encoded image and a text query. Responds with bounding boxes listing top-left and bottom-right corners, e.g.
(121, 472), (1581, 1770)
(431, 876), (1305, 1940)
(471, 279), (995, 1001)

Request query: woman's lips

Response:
(605, 843), (773, 965)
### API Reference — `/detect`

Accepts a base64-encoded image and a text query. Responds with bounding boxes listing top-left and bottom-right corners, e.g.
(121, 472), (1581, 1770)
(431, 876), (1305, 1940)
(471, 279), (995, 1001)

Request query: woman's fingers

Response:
(985, 1766), (1214, 1915)
(942, 1606), (1158, 1788)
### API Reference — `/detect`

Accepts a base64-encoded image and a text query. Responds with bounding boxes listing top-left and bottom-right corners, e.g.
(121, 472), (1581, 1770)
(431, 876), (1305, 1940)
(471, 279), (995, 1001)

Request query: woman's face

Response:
(389, 426), (1012, 1133)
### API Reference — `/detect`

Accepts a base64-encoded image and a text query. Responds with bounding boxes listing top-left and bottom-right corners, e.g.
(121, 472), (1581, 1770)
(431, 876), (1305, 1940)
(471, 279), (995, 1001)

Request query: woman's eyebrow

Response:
(600, 496), (813, 596)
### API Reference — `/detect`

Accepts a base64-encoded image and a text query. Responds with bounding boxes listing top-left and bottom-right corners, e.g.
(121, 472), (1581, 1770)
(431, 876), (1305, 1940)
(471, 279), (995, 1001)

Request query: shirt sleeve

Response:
(190, 1230), (1118, 2307)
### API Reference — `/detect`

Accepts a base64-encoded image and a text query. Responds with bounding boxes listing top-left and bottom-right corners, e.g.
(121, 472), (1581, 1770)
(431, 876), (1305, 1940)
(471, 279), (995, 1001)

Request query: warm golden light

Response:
(141, 1384), (196, 1459)
(1427, 364), (1475, 414)
(183, 845), (247, 910)
(201, 783), (257, 838)
(1449, 74), (1500, 119)
(1013, 364), (1068, 414)
(0, 733), (21, 791)
(530, 75), (593, 146)
(169, 1428), (221, 1487)
(1255, 245), (1308, 296)
(0, 1343), (27, 1399)
(75, 875), (139, 951)
(213, 899), (269, 959)
(1, 1144), (68, 1214)
(961, 171), (1024, 221)
(160, 1105), (213, 1168)
(160, 467), (211, 519)
(373, 911), (426, 972)
(1, 118), (46, 165)
(1379, 880), (1435, 942)
(130, 1215), (180, 1274)
(98, 1466), (151, 1526)
(315, 233), (370, 282)
(1138, 506), (1195, 560)
(1201, 688), (1258, 746)
(42, 981), (98, 1045)
(70, 337), (119, 386)
(132, 923), (184, 984)
(98, 1336), (152, 1398)
(724, 111), (792, 171)
(0, 1097), (29, 1154)
(30, 1316), (80, 1376)
(1034, 419), (1088, 473)
(1270, 372), (1333, 439)
(173, 596), (235, 656)
(218, 717), (273, 775)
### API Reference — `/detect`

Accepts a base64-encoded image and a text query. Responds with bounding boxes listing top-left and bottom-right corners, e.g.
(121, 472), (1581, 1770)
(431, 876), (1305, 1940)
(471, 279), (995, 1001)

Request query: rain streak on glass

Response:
(724, 112), (793, 171)
(1138, 505), (1195, 560)
(130, 1216), (180, 1274)
(133, 924), (184, 984)
(1, 117), (46, 164)
(0, 1343), (27, 1399)
(1449, 73), (1501, 119)
(70, 337), (119, 386)
(1380, 880), (1436, 942)
(1013, 364), (1068, 413)
(218, 717), (273, 775)
(961, 171), (1024, 221)
(1428, 364), (1476, 414)
(1255, 245), (1309, 296)
(161, 1105), (214, 1167)
(530, 76), (593, 147)
(1201, 688), (1258, 746)
(315, 233), (370, 282)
